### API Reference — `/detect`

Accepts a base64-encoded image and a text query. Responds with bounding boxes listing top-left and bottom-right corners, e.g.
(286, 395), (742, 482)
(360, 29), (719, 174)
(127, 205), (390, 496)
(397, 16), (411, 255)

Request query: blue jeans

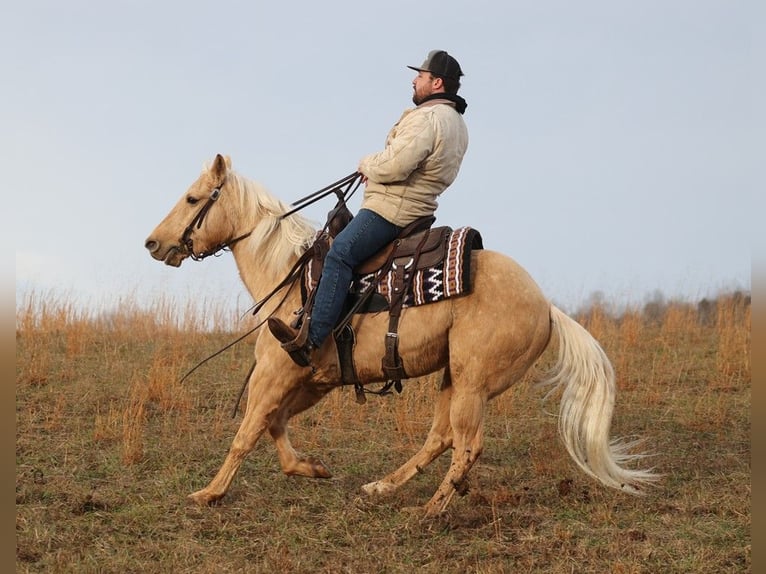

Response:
(309, 208), (402, 347)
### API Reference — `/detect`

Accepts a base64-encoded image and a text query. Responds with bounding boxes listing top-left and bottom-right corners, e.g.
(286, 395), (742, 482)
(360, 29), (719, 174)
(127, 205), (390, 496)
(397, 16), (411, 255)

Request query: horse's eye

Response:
(187, 196), (199, 205)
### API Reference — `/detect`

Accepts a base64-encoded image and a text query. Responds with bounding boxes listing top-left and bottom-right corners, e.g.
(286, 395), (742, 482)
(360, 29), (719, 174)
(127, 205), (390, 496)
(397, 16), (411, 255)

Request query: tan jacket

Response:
(358, 98), (468, 227)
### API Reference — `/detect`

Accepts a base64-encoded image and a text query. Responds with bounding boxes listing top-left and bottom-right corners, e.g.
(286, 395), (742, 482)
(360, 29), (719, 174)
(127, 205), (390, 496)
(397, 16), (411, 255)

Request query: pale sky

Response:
(8, 0), (762, 318)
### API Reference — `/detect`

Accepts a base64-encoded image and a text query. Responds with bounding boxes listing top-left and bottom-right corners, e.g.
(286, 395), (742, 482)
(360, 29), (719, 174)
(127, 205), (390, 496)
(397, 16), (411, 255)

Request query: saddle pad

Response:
(303, 226), (483, 309)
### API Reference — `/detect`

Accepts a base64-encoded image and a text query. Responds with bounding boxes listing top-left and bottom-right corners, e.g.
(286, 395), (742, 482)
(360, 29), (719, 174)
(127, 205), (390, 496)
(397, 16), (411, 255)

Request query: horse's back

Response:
(467, 249), (549, 311)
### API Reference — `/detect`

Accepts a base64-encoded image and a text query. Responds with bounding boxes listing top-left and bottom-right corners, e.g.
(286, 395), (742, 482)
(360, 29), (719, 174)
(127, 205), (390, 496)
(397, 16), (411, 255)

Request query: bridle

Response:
(179, 171), (362, 262)
(179, 178), (253, 261)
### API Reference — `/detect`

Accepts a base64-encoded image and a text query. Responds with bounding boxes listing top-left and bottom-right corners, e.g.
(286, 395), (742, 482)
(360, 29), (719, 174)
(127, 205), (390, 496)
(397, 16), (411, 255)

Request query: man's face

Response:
(412, 71), (442, 105)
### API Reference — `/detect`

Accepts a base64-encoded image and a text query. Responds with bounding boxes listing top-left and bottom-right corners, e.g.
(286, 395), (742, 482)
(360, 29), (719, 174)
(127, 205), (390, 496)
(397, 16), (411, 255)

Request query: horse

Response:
(144, 154), (657, 517)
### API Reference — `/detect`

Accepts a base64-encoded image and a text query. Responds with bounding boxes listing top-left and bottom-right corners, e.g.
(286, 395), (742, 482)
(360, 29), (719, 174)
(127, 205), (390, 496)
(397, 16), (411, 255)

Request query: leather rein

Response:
(177, 172), (363, 400)
(179, 172), (362, 261)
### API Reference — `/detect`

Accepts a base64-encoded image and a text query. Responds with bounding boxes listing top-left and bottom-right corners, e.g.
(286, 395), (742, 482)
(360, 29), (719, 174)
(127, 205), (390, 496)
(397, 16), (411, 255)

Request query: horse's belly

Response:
(349, 300), (452, 381)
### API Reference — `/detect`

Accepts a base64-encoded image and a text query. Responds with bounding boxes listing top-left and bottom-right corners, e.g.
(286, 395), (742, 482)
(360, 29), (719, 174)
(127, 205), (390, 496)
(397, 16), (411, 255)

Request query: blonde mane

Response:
(223, 170), (317, 281)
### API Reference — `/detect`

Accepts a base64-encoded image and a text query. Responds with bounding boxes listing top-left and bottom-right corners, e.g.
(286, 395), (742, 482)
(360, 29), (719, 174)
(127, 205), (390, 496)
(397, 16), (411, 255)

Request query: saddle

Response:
(355, 215), (441, 274)
(293, 203), (480, 403)
(306, 214), (446, 303)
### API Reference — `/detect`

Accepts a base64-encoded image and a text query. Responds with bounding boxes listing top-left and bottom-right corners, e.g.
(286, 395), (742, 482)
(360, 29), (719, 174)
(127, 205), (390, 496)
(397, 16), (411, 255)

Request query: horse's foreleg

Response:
(362, 373), (454, 496)
(422, 389), (486, 517)
(188, 408), (269, 505)
(270, 385), (333, 478)
(188, 374), (287, 506)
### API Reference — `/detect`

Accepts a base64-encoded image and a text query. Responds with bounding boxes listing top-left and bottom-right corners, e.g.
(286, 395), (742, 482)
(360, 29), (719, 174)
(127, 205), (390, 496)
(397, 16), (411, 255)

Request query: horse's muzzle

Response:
(145, 238), (185, 267)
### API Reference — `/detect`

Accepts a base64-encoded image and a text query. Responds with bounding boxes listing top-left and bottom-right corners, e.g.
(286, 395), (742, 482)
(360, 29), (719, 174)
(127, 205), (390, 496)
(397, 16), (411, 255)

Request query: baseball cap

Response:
(407, 50), (464, 81)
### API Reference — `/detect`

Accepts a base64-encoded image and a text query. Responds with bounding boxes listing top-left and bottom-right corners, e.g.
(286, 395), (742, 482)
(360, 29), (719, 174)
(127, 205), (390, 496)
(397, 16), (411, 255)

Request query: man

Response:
(269, 49), (469, 367)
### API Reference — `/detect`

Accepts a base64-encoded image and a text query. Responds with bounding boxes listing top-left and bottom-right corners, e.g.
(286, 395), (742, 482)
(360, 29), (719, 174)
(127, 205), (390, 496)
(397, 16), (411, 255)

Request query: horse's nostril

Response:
(145, 239), (158, 253)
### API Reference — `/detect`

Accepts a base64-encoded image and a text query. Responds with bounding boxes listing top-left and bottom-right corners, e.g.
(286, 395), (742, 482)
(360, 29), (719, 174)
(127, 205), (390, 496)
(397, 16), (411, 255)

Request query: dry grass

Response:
(15, 290), (750, 573)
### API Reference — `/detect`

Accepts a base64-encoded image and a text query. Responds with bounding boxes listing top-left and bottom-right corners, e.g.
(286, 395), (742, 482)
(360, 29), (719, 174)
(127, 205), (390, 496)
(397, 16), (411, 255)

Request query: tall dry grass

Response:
(15, 288), (751, 573)
(16, 289), (253, 467)
(16, 289), (751, 464)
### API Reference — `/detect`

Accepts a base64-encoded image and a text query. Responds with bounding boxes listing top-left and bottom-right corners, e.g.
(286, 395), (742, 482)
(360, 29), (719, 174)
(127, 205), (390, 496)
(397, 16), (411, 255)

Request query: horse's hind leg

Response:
(423, 387), (486, 517)
(269, 385), (333, 478)
(362, 372), (454, 496)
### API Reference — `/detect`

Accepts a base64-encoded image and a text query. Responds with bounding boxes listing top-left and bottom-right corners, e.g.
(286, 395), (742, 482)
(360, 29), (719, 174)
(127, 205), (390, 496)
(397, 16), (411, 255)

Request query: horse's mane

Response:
(224, 169), (317, 276)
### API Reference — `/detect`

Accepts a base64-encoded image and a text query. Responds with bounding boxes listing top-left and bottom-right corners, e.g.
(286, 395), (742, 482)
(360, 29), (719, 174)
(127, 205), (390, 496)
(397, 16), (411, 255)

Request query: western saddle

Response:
(285, 202), (455, 403)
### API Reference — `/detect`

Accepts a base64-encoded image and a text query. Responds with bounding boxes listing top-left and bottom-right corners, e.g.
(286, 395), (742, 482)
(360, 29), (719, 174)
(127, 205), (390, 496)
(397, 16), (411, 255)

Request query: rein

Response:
(280, 172), (361, 219)
(180, 172), (362, 261)
(178, 172), (364, 415)
(237, 171), (363, 318)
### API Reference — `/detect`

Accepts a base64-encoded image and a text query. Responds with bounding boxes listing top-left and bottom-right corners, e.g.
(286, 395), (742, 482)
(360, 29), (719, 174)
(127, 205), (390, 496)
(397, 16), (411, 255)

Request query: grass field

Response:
(16, 291), (750, 573)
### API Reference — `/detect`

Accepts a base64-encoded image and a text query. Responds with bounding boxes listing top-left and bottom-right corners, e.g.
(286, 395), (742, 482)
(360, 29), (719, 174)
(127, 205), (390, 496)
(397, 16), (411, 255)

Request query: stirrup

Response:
(267, 317), (313, 367)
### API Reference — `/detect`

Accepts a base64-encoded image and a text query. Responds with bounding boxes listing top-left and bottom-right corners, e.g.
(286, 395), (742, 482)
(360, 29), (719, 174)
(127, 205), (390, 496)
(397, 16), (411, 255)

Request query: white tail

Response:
(540, 305), (658, 493)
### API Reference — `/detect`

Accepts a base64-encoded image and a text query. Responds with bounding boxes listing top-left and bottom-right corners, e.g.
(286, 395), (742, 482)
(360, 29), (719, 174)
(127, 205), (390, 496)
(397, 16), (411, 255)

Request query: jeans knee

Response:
(326, 243), (352, 270)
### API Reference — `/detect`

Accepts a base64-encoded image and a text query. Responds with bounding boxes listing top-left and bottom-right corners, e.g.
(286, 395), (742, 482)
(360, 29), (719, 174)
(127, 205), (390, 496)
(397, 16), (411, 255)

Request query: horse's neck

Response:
(226, 173), (315, 313)
(229, 227), (308, 316)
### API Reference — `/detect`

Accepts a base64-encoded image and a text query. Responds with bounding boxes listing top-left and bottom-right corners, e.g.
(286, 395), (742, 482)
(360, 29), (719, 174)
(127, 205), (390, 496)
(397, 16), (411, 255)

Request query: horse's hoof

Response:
(361, 481), (379, 495)
(308, 457), (333, 479)
(361, 481), (396, 496)
(187, 490), (216, 506)
(422, 496), (454, 519)
(421, 505), (447, 520)
(402, 505), (445, 523)
(286, 457), (333, 479)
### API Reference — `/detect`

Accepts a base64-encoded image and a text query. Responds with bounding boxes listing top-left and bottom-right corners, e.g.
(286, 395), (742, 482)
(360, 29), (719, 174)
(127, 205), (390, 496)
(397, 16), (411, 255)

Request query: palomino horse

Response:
(145, 154), (657, 516)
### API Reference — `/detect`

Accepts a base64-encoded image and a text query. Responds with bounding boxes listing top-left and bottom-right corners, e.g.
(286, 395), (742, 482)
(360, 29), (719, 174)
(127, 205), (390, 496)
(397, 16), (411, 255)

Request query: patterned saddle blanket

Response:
(302, 226), (483, 311)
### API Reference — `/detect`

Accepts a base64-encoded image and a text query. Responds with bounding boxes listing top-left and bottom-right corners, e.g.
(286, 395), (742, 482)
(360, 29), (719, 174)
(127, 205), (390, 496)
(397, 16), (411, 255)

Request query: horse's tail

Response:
(539, 305), (658, 494)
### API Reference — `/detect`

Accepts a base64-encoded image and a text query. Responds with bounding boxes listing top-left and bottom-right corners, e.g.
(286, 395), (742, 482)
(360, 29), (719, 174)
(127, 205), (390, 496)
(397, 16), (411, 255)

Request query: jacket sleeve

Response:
(359, 111), (435, 183)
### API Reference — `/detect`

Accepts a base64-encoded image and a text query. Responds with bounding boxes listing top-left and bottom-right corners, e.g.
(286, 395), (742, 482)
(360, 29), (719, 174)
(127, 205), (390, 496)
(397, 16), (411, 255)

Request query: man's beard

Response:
(412, 89), (426, 105)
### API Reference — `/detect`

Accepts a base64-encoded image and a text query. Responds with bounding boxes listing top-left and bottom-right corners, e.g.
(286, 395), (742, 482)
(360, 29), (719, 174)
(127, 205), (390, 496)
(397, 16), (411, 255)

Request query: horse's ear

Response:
(211, 154), (230, 179)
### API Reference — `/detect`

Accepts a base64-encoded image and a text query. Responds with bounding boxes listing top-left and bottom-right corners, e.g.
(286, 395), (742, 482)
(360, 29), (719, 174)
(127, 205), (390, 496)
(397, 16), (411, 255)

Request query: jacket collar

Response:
(417, 93), (468, 115)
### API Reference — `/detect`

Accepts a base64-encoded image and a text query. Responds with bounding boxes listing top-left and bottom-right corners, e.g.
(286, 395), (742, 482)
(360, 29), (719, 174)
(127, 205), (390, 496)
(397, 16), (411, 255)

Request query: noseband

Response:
(180, 179), (252, 261)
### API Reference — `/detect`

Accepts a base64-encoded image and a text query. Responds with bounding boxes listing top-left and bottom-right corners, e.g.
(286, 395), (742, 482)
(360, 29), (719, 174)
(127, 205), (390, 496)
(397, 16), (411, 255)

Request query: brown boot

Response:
(267, 317), (314, 367)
